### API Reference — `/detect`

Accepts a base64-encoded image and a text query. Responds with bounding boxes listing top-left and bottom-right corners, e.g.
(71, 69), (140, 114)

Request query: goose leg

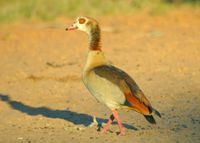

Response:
(112, 109), (125, 135)
(101, 114), (114, 133)
(89, 116), (98, 127)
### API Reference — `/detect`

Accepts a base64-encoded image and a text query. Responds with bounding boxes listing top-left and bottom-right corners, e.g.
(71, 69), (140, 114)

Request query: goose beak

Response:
(66, 23), (78, 31)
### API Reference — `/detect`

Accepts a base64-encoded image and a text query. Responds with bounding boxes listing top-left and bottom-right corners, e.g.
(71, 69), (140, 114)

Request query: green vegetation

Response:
(0, 0), (199, 22)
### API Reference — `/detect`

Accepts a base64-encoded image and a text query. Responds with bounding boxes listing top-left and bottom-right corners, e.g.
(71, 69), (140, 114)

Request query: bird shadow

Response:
(0, 94), (137, 131)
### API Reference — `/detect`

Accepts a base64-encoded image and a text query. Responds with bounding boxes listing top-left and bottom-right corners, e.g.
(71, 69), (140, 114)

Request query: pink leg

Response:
(112, 109), (125, 135)
(101, 114), (114, 134)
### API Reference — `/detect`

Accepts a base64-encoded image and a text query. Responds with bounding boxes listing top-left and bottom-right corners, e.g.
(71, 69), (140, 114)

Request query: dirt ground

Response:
(0, 8), (200, 143)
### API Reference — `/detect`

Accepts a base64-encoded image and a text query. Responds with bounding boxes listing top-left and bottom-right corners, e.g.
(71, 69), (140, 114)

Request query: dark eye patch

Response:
(78, 18), (86, 24)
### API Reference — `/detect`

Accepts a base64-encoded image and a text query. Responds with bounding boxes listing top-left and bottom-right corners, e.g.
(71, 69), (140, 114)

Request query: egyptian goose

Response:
(66, 16), (161, 135)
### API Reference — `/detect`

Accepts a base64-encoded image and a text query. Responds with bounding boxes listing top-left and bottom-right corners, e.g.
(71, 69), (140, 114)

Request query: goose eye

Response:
(78, 18), (86, 24)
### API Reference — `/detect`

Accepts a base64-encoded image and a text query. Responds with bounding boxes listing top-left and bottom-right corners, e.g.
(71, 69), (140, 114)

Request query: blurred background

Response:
(0, 0), (199, 22)
(0, 1), (200, 143)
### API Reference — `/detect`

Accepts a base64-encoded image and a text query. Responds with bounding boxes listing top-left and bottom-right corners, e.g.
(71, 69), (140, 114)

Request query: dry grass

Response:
(0, 0), (199, 22)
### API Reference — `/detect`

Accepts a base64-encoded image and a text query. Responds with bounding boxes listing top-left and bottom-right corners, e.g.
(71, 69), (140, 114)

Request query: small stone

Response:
(136, 64), (140, 67)
(182, 124), (187, 128)
(17, 137), (23, 140)
(89, 137), (93, 139)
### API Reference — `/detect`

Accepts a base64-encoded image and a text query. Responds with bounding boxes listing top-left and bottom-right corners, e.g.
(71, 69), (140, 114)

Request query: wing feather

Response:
(93, 65), (152, 114)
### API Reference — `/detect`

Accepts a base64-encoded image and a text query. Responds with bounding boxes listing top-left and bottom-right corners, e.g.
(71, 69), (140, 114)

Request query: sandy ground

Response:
(0, 9), (200, 143)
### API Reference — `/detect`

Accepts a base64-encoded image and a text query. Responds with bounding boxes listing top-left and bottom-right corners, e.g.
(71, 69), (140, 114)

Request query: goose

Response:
(66, 16), (161, 135)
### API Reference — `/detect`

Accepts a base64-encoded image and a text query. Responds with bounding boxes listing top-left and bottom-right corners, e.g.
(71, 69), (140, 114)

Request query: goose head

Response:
(66, 16), (99, 35)
(66, 16), (101, 51)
